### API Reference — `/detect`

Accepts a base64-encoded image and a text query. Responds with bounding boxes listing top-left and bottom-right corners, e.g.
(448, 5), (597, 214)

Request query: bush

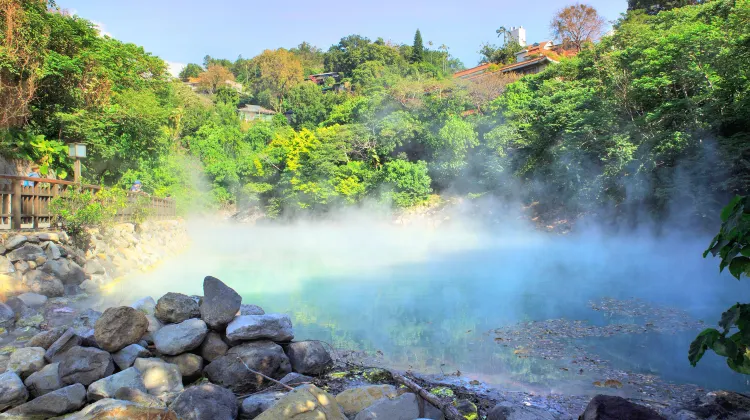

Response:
(49, 187), (128, 243)
(381, 159), (432, 208)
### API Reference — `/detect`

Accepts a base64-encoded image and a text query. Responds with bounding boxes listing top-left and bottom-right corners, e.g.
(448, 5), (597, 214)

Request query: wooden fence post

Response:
(11, 179), (21, 230)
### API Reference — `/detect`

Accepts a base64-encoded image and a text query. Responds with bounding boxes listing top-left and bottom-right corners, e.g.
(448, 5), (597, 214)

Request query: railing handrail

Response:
(0, 174), (101, 190)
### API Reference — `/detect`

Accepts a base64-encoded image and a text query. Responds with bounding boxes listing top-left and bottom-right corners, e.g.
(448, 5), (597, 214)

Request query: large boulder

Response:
(40, 258), (85, 285)
(684, 390), (750, 419)
(163, 353), (203, 383)
(152, 318), (208, 356)
(27, 327), (66, 349)
(225, 314), (294, 342)
(335, 385), (399, 418)
(6, 244), (45, 262)
(7, 346), (46, 379)
(204, 340), (292, 393)
(240, 392), (286, 419)
(15, 292), (48, 308)
(0, 303), (14, 330)
(23, 270), (64, 297)
(4, 383), (86, 418)
(0, 371), (28, 411)
(171, 383), (238, 420)
(200, 331), (229, 362)
(354, 392), (421, 420)
(580, 395), (666, 420)
(45, 328), (82, 362)
(5, 235), (28, 250)
(201, 276), (242, 330)
(58, 346), (115, 386)
(37, 232), (60, 243)
(155, 292), (200, 324)
(255, 384), (346, 420)
(60, 398), (177, 420)
(285, 341), (332, 375)
(133, 357), (184, 396)
(112, 343), (152, 370)
(24, 362), (62, 397)
(87, 367), (147, 402)
(94, 306), (149, 352)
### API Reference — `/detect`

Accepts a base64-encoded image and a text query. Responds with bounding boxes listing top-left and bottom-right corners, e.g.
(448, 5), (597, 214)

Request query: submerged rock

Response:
(580, 395), (665, 420)
(200, 276), (242, 330)
(225, 313), (294, 342)
(170, 383), (238, 420)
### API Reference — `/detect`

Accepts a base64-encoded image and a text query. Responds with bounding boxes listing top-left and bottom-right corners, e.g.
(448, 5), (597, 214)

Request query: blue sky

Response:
(61, 0), (627, 75)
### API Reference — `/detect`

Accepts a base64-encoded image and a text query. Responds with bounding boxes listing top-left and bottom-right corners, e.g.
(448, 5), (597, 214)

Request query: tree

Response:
(197, 64), (235, 94)
(179, 63), (203, 81)
(628, 0), (702, 14)
(412, 29), (424, 63)
(550, 4), (606, 52)
(251, 49), (304, 112)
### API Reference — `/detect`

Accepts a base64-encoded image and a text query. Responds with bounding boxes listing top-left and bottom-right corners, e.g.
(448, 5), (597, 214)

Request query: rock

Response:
(155, 292), (200, 324)
(278, 372), (314, 387)
(16, 292), (47, 307)
(83, 259), (105, 276)
(14, 260), (30, 274)
(5, 235), (28, 250)
(15, 310), (44, 329)
(27, 327), (66, 349)
(240, 304), (265, 315)
(94, 306), (149, 352)
(225, 314), (294, 342)
(171, 383), (238, 420)
(200, 331), (228, 362)
(131, 296), (156, 315)
(37, 233), (60, 243)
(354, 392), (420, 420)
(133, 357), (184, 396)
(40, 258), (85, 286)
(72, 308), (101, 331)
(4, 383), (86, 418)
(23, 270), (64, 298)
(87, 367), (147, 402)
(7, 346), (45, 379)
(0, 303), (14, 330)
(335, 385), (399, 417)
(7, 244), (46, 262)
(79, 279), (99, 293)
(60, 398), (177, 420)
(163, 353), (203, 383)
(112, 343), (152, 370)
(24, 362), (62, 397)
(152, 318), (208, 356)
(58, 346), (114, 386)
(487, 402), (557, 420)
(45, 328), (82, 362)
(580, 395), (666, 420)
(204, 340), (291, 393)
(285, 341), (332, 375)
(0, 371), (28, 411)
(76, 329), (98, 348)
(200, 276), (242, 330)
(684, 390), (750, 419)
(113, 387), (166, 409)
(240, 391), (286, 419)
(454, 399), (478, 419)
(45, 242), (62, 260)
(255, 384), (345, 420)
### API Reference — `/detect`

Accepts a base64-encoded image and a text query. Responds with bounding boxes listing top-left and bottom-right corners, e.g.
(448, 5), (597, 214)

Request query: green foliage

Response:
(412, 29), (424, 63)
(382, 160), (432, 208)
(49, 187), (127, 240)
(179, 63), (203, 80)
(0, 130), (69, 178)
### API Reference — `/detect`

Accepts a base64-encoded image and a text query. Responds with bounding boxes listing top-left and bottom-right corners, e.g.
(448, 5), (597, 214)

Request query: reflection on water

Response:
(111, 220), (750, 396)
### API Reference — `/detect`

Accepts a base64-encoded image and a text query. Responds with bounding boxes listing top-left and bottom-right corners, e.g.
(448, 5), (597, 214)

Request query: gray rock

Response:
(580, 395), (666, 420)
(204, 340), (291, 393)
(45, 328), (82, 362)
(14, 259), (30, 273)
(684, 390), (750, 419)
(83, 260), (105, 276)
(163, 353), (203, 383)
(240, 391), (286, 419)
(72, 309), (101, 331)
(27, 327), (66, 349)
(79, 279), (99, 293)
(133, 357), (183, 396)
(15, 309), (44, 329)
(112, 343), (152, 370)
(87, 367), (147, 402)
(0, 302), (14, 330)
(200, 276), (242, 330)
(7, 346), (46, 379)
(23, 270), (64, 298)
(225, 314), (294, 342)
(58, 346), (114, 386)
(16, 292), (47, 307)
(155, 292), (200, 324)
(240, 304), (265, 316)
(153, 318), (208, 356)
(0, 255), (14, 274)
(93, 306), (149, 352)
(37, 233), (60, 243)
(7, 244), (45, 262)
(113, 387), (166, 409)
(45, 242), (62, 260)
(40, 258), (85, 286)
(279, 372), (314, 387)
(5, 383), (86, 418)
(200, 331), (229, 362)
(487, 402), (556, 420)
(171, 383), (238, 420)
(0, 371), (28, 411)
(354, 392), (420, 420)
(142, 314), (163, 344)
(285, 341), (332, 375)
(56, 398), (175, 419)
(76, 328), (98, 348)
(5, 235), (28, 250)
(131, 296), (156, 315)
(24, 362), (62, 397)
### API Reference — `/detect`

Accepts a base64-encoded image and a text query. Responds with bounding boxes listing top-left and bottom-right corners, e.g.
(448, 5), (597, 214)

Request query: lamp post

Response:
(67, 143), (87, 183)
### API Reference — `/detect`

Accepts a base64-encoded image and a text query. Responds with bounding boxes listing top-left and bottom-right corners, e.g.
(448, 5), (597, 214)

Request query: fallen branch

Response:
(390, 371), (463, 420)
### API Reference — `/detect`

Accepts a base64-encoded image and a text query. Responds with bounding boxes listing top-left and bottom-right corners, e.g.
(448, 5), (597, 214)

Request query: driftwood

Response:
(390, 371), (464, 420)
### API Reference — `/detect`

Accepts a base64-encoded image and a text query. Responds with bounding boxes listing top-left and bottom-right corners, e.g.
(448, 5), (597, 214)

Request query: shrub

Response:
(49, 187), (127, 243)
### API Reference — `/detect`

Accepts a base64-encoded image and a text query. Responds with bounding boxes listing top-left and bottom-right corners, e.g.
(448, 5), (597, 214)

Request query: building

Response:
(306, 72), (346, 92)
(238, 105), (275, 122)
(509, 26), (527, 47)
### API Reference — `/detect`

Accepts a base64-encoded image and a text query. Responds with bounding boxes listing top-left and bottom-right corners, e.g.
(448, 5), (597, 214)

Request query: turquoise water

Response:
(112, 220), (750, 395)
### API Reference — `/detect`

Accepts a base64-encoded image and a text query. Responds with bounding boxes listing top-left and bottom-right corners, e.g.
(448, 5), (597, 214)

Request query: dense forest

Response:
(1, 0), (747, 225)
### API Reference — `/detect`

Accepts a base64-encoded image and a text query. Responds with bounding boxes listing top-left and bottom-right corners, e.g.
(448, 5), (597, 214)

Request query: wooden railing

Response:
(0, 175), (176, 230)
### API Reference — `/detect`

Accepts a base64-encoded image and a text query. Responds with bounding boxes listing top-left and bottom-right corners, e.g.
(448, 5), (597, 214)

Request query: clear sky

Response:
(59, 0), (627, 75)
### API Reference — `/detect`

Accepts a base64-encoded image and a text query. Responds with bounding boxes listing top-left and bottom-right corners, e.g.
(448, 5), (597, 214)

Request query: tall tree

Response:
(197, 64), (235, 94)
(628, 0), (702, 14)
(179, 63), (203, 81)
(252, 49), (304, 112)
(412, 29), (424, 63)
(550, 4), (606, 52)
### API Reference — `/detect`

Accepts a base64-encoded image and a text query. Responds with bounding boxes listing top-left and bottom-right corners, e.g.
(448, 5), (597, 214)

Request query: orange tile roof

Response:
(453, 63), (492, 79)
(187, 77), (200, 84)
